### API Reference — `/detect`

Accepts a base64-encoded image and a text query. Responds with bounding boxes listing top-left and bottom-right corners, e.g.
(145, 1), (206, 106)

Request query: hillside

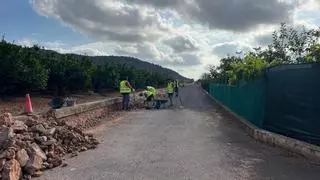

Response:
(0, 41), (191, 95)
(70, 54), (189, 81)
(40, 49), (189, 81)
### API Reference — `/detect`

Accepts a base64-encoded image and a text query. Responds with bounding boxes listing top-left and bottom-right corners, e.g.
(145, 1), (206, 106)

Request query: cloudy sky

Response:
(1, 0), (320, 79)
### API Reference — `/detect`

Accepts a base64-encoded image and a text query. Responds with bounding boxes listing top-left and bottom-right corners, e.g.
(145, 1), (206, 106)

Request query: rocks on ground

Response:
(2, 159), (21, 180)
(0, 112), (99, 179)
(16, 149), (29, 167)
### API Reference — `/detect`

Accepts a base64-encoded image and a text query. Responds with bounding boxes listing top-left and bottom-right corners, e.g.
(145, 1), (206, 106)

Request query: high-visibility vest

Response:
(167, 82), (174, 93)
(144, 90), (153, 98)
(120, 80), (131, 93)
(146, 86), (156, 96)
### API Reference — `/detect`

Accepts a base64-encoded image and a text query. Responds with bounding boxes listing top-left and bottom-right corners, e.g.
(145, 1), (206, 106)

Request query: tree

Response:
(271, 23), (320, 63)
(304, 44), (320, 63)
(0, 38), (182, 95)
(227, 55), (268, 85)
(0, 41), (48, 93)
(204, 56), (242, 83)
(201, 23), (320, 86)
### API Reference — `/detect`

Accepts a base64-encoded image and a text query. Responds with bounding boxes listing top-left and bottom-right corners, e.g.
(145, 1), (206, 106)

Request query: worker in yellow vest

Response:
(143, 86), (156, 109)
(119, 77), (133, 110)
(167, 80), (174, 107)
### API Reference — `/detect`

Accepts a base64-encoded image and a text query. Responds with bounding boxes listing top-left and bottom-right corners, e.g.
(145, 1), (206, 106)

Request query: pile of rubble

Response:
(0, 112), (99, 180)
(129, 93), (146, 109)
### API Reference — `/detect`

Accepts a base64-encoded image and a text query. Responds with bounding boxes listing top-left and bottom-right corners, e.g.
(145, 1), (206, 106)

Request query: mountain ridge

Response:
(68, 54), (190, 80)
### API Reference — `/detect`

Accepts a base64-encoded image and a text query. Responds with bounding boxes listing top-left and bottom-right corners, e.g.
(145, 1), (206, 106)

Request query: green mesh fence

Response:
(206, 62), (320, 145)
(264, 63), (320, 145)
(208, 79), (266, 128)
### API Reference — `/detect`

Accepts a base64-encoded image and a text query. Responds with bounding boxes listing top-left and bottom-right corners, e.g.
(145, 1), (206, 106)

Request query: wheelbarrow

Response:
(48, 97), (64, 109)
(144, 99), (168, 109)
(155, 99), (168, 109)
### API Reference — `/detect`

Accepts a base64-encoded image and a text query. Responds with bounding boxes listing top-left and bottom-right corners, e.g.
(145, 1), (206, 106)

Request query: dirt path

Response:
(0, 91), (120, 115)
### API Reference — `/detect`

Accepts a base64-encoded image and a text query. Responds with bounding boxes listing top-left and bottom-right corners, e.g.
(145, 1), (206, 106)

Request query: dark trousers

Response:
(145, 95), (154, 109)
(175, 87), (179, 97)
(168, 93), (173, 106)
(121, 93), (130, 110)
(146, 95), (154, 102)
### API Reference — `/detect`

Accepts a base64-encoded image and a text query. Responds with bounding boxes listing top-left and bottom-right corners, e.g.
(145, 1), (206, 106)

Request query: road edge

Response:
(199, 85), (320, 163)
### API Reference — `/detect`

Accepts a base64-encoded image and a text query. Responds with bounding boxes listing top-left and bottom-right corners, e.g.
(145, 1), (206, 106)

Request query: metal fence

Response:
(209, 79), (265, 128)
(207, 62), (320, 145)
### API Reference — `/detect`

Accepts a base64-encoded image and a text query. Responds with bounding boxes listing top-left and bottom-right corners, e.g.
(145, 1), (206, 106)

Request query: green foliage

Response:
(304, 44), (320, 63)
(227, 56), (268, 85)
(92, 64), (119, 90)
(0, 41), (48, 93)
(201, 23), (320, 85)
(253, 23), (320, 64)
(91, 63), (170, 91)
(0, 39), (174, 95)
(203, 56), (242, 84)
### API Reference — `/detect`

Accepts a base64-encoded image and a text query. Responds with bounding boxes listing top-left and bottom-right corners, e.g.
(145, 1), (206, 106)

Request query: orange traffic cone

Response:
(25, 94), (33, 114)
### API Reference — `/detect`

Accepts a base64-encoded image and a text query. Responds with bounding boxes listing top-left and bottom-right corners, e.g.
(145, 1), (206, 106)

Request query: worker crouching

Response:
(143, 86), (160, 109)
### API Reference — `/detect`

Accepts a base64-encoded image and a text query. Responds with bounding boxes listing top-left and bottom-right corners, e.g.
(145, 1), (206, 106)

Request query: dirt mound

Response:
(0, 112), (99, 180)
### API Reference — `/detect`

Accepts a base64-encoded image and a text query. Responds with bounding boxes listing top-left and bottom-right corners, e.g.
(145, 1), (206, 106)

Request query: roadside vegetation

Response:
(0, 38), (173, 96)
(201, 23), (320, 88)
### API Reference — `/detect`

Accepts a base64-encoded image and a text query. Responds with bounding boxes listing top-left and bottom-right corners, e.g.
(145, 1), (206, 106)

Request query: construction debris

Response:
(0, 113), (13, 127)
(16, 149), (29, 167)
(2, 159), (22, 180)
(0, 113), (99, 179)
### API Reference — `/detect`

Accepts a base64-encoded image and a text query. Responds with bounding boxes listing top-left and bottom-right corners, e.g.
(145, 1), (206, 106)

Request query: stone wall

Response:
(47, 89), (166, 128)
(54, 98), (122, 119)
(52, 98), (122, 128)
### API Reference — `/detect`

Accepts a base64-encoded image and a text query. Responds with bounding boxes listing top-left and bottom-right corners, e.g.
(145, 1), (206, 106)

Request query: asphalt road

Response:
(40, 84), (320, 180)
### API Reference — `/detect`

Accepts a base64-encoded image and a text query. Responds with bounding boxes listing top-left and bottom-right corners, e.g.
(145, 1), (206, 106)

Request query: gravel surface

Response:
(39, 84), (320, 180)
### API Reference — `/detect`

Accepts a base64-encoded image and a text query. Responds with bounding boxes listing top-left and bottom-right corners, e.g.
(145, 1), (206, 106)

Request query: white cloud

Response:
(30, 0), (167, 42)
(163, 35), (199, 53)
(28, 0), (320, 79)
(213, 42), (251, 58)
